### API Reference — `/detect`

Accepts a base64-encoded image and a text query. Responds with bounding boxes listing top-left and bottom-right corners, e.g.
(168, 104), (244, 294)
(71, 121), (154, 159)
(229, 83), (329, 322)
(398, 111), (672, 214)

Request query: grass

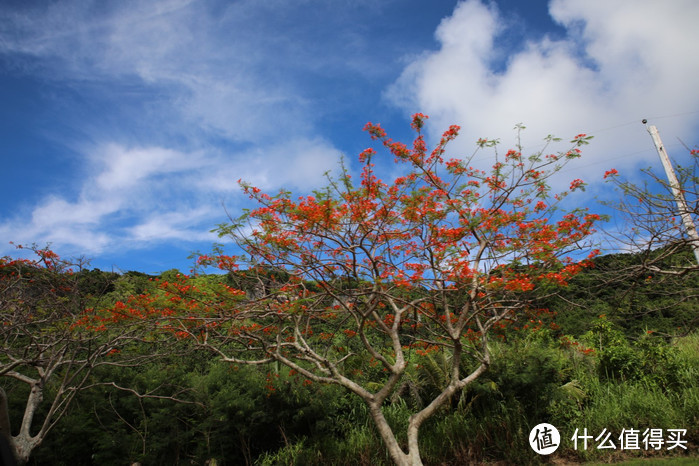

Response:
(255, 333), (699, 465)
(583, 457), (699, 465)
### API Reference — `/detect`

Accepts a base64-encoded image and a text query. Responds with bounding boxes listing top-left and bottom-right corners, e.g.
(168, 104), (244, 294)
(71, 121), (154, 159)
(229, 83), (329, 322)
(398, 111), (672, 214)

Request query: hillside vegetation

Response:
(3, 246), (695, 465)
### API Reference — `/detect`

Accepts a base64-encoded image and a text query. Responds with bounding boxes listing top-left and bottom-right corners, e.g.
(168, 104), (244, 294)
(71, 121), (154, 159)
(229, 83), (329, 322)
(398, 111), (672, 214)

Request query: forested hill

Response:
(75, 245), (699, 339)
(540, 244), (698, 338)
(4, 246), (697, 465)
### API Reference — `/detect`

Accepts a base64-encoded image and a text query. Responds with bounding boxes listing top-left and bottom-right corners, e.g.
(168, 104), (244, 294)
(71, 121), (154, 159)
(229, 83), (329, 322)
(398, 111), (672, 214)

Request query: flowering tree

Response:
(603, 148), (699, 274)
(119, 115), (600, 465)
(0, 245), (174, 464)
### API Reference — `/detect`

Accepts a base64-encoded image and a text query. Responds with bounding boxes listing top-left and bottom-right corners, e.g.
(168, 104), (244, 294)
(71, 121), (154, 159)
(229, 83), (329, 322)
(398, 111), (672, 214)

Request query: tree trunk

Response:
(368, 402), (411, 466)
(0, 387), (18, 465)
(11, 382), (45, 465)
(0, 387), (11, 441)
(405, 360), (490, 466)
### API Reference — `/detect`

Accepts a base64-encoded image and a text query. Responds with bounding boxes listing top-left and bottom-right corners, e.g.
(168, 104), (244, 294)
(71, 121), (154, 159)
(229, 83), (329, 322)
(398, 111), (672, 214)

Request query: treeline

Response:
(2, 246), (694, 465)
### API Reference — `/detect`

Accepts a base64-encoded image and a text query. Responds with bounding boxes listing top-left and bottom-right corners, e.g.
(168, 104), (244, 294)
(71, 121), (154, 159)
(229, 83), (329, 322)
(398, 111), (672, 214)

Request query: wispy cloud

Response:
(1, 135), (342, 255)
(0, 0), (348, 258)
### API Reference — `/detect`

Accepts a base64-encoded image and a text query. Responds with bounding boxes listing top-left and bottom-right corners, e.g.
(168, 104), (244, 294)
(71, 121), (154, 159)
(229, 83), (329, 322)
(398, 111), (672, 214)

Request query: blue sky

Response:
(1, 0), (698, 274)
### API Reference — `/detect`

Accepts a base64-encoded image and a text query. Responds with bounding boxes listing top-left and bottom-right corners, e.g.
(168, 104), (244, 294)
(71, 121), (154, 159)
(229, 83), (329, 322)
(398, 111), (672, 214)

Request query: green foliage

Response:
(76, 268), (119, 297)
(110, 271), (157, 301)
(545, 246), (699, 339)
(432, 340), (574, 463)
(8, 250), (697, 465)
(22, 326), (697, 465)
(579, 316), (689, 389)
(558, 376), (699, 462)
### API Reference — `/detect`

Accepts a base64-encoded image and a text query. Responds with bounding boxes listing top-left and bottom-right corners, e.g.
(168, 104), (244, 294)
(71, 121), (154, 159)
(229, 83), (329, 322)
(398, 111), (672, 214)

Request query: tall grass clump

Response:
(552, 329), (699, 462)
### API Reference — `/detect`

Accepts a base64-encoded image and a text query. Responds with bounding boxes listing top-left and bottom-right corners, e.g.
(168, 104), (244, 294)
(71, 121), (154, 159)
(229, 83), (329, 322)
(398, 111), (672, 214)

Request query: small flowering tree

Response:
(130, 115), (600, 465)
(0, 245), (171, 464)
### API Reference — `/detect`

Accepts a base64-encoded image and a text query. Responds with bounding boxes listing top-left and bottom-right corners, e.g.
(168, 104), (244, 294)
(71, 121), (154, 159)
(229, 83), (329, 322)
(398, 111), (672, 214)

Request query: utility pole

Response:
(643, 120), (699, 265)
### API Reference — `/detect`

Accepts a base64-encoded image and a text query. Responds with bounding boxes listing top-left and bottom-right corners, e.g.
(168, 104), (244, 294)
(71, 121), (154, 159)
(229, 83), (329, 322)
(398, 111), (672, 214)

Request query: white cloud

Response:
(386, 0), (699, 187)
(0, 136), (341, 255)
(0, 0), (349, 256)
(127, 208), (218, 242)
(29, 196), (116, 228)
(0, 0), (196, 77)
(1, 143), (202, 253)
(0, 0), (312, 143)
(92, 144), (203, 192)
(549, 0), (699, 79)
(180, 76), (311, 142)
(204, 138), (343, 192)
